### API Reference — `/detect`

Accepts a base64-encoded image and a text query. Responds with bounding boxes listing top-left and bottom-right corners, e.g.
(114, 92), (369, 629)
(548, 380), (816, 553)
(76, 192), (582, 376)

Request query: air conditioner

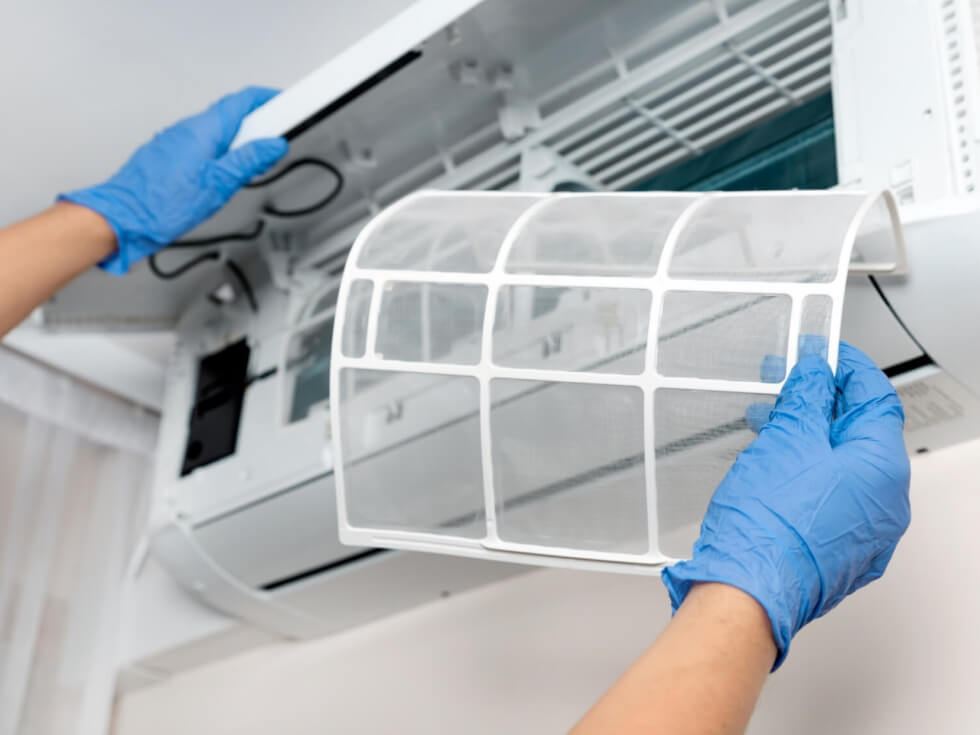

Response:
(39, 0), (980, 676)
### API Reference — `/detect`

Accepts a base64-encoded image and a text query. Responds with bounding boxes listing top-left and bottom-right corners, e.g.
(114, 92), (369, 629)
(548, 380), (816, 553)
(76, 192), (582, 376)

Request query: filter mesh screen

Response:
(491, 380), (648, 553)
(358, 195), (540, 273)
(505, 195), (694, 276)
(658, 291), (791, 382)
(655, 389), (775, 559)
(668, 194), (864, 282)
(493, 286), (650, 374)
(341, 279), (373, 359)
(376, 282), (487, 365)
(799, 294), (833, 360)
(340, 369), (485, 538)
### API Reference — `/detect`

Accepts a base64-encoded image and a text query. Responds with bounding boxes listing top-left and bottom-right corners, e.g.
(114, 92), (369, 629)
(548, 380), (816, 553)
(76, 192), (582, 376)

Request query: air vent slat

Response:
(607, 73), (831, 189)
(589, 46), (831, 183)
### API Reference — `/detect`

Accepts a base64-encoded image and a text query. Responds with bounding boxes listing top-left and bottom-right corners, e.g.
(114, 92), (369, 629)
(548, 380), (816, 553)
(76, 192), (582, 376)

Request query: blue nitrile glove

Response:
(60, 87), (288, 274)
(661, 342), (911, 669)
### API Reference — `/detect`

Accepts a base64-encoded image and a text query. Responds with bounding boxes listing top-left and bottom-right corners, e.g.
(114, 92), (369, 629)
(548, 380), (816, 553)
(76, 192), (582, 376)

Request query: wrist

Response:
(57, 186), (153, 274)
(50, 201), (118, 262)
(661, 521), (820, 669)
(679, 583), (777, 656)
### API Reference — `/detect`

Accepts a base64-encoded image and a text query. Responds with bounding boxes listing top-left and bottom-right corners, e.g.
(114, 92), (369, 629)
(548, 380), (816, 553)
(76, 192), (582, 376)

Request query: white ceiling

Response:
(0, 0), (416, 228)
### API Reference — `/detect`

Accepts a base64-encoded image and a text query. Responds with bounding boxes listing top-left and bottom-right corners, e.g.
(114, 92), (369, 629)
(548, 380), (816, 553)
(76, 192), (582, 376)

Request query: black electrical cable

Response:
(148, 158), (345, 314)
(246, 157), (345, 217)
(224, 258), (259, 314)
(246, 367), (278, 386)
(155, 157), (344, 253)
(166, 220), (266, 248)
(151, 250), (260, 314)
(146, 157), (344, 319)
(148, 250), (220, 279)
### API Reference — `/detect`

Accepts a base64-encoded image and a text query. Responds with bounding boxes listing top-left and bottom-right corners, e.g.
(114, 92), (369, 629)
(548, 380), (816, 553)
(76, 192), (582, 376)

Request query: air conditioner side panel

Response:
(840, 277), (923, 368)
(874, 210), (980, 401)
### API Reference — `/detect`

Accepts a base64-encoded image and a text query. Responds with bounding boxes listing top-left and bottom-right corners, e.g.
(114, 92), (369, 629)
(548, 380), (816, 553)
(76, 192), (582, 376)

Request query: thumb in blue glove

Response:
(60, 86), (289, 274)
(661, 342), (911, 669)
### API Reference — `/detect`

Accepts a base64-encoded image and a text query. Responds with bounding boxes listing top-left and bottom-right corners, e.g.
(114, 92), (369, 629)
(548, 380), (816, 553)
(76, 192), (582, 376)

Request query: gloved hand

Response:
(60, 86), (288, 274)
(661, 342), (911, 669)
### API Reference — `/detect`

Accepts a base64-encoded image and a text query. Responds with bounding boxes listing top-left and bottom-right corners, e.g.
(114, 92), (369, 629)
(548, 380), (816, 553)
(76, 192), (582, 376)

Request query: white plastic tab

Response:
(330, 189), (904, 573)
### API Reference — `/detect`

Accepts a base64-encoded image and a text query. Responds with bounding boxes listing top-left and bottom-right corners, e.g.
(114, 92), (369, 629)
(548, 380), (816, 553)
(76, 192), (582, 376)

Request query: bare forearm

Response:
(0, 203), (116, 337)
(571, 583), (775, 735)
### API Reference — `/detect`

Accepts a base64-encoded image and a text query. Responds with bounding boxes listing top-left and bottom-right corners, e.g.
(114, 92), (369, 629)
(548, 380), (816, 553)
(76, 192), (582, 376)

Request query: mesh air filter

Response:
(330, 190), (905, 573)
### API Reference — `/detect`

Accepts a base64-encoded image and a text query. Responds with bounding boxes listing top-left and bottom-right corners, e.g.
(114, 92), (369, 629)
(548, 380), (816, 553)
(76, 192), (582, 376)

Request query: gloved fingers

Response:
(834, 343), (896, 410)
(847, 544), (901, 595)
(190, 86), (282, 157)
(758, 337), (829, 385)
(747, 334), (830, 432)
(208, 137), (290, 193)
(759, 353), (835, 442)
(833, 436), (912, 536)
(216, 85), (281, 116)
(798, 333), (829, 360)
(760, 354), (787, 384)
(830, 342), (905, 447)
(745, 401), (776, 433)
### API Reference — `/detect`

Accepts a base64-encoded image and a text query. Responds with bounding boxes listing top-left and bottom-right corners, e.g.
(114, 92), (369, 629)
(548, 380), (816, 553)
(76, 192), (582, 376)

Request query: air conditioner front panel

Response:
(191, 473), (364, 590)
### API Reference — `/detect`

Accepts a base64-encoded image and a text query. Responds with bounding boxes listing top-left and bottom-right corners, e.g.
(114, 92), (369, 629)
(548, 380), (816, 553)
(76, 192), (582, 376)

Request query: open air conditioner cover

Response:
(330, 189), (903, 572)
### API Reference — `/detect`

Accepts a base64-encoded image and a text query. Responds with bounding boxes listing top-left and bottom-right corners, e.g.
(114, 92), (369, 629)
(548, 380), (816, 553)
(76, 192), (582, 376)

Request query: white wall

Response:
(0, 0), (416, 229)
(113, 437), (980, 734)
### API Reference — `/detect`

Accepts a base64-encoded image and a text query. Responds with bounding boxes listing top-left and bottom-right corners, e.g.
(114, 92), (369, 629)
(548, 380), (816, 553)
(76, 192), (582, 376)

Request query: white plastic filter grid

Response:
(330, 189), (904, 572)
